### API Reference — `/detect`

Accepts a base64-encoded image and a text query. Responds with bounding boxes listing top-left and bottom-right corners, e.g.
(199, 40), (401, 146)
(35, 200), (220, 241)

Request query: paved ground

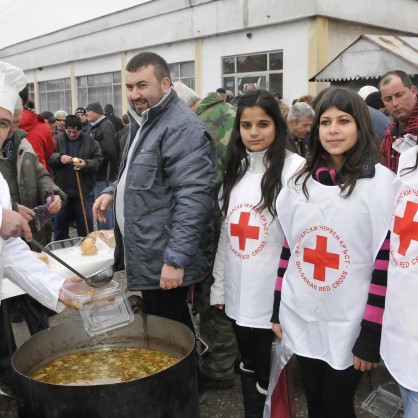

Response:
(0, 270), (404, 417)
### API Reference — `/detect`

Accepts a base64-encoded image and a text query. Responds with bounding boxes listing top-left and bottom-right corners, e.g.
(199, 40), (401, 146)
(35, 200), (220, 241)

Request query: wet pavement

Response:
(0, 270), (404, 417)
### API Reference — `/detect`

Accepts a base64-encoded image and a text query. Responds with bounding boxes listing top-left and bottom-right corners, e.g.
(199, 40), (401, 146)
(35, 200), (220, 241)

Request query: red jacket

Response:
(19, 110), (56, 168)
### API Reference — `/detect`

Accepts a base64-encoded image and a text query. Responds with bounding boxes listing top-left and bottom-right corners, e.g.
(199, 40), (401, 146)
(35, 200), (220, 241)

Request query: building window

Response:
(27, 83), (35, 100)
(222, 51), (283, 96)
(169, 61), (195, 89)
(38, 78), (72, 114)
(77, 71), (122, 117)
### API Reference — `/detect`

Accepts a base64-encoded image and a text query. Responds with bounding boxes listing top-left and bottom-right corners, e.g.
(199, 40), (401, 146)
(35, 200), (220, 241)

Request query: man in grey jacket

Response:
(93, 52), (216, 332)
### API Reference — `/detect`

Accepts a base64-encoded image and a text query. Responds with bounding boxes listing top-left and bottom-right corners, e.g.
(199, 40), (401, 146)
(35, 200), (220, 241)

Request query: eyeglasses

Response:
(56, 118), (66, 122)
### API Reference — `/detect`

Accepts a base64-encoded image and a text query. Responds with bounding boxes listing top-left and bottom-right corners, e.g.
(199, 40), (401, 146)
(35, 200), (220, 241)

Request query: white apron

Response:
(277, 164), (394, 369)
(381, 146), (418, 391)
(214, 152), (304, 329)
(0, 173), (65, 311)
(0, 174), (9, 281)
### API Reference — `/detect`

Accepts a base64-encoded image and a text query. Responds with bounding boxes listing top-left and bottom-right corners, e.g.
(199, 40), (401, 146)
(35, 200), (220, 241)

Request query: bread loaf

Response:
(86, 230), (115, 248)
(32, 251), (49, 265)
(81, 237), (97, 256)
(37, 253), (49, 265)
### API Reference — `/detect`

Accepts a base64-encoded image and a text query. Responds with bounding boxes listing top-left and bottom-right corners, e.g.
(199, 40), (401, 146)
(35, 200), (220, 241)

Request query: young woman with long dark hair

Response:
(271, 87), (395, 418)
(211, 90), (304, 417)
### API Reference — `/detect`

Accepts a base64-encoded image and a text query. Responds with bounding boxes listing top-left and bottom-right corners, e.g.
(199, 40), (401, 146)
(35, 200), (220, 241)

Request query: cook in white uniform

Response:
(0, 61), (78, 312)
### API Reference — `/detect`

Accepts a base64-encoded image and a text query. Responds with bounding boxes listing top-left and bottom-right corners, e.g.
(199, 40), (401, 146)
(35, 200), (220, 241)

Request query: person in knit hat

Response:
(86, 101), (104, 114)
(86, 101), (118, 230)
(75, 107), (92, 134)
(48, 114), (103, 240)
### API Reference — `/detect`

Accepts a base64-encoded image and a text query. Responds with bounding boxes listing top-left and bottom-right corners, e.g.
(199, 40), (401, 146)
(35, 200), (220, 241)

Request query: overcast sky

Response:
(0, 0), (149, 50)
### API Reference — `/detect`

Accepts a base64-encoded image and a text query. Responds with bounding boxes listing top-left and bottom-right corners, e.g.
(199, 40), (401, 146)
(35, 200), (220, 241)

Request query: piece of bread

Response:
(37, 253), (49, 265)
(32, 251), (49, 265)
(86, 230), (115, 248)
(81, 237), (98, 256)
(72, 157), (81, 163)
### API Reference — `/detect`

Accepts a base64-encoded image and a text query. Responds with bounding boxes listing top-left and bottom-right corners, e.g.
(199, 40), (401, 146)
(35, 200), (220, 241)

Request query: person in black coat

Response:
(105, 103), (124, 132)
(48, 115), (103, 239)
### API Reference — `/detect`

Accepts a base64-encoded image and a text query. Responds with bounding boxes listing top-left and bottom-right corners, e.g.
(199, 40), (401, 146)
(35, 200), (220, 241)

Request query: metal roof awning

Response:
(310, 35), (418, 82)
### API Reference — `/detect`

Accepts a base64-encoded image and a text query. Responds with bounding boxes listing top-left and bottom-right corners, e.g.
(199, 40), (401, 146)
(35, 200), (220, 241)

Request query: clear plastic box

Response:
(361, 386), (403, 418)
(392, 134), (417, 154)
(45, 237), (83, 251)
(61, 280), (119, 310)
(79, 290), (134, 337)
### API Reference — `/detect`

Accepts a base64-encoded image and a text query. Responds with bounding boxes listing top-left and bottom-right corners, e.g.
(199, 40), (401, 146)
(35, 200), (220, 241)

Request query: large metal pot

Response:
(12, 314), (199, 418)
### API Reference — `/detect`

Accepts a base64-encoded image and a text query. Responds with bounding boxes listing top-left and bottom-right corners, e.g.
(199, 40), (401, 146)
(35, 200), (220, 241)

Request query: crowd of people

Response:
(0, 53), (417, 418)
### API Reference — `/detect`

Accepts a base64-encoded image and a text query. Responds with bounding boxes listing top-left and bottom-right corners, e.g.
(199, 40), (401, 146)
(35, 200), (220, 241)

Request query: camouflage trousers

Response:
(197, 271), (239, 384)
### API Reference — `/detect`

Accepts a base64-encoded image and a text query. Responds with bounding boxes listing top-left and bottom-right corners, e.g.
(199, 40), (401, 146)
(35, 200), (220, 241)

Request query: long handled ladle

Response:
(30, 238), (114, 288)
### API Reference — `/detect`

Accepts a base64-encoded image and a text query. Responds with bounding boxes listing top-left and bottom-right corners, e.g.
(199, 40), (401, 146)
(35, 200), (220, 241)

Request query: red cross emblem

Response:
(303, 235), (340, 281)
(230, 211), (260, 251)
(393, 200), (418, 256)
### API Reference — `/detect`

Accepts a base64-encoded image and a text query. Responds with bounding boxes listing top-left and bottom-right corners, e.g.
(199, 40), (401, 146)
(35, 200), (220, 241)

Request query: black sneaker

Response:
(10, 314), (23, 324)
(0, 369), (13, 387)
(200, 374), (234, 390)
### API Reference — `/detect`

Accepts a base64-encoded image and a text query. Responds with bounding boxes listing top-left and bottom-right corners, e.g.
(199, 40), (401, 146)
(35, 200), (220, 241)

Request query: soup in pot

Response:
(31, 347), (180, 385)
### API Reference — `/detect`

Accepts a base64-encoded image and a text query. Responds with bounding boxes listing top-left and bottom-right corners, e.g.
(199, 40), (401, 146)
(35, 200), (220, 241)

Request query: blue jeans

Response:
(93, 180), (114, 230)
(400, 385), (418, 418)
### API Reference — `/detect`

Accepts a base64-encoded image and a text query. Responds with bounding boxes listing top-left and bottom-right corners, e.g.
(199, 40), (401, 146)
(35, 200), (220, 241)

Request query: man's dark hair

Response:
(19, 86), (29, 105)
(378, 70), (413, 90)
(104, 104), (115, 114)
(126, 52), (170, 82)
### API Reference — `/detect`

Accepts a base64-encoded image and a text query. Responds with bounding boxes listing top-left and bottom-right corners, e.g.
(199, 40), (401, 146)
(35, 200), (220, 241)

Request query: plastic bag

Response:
(32, 187), (54, 231)
(263, 337), (294, 418)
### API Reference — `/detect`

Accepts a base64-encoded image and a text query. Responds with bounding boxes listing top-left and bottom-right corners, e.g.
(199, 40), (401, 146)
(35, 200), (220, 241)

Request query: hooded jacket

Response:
(18, 109), (56, 169)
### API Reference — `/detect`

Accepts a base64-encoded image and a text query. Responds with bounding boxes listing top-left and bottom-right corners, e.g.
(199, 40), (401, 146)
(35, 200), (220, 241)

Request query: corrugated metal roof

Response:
(311, 35), (418, 82)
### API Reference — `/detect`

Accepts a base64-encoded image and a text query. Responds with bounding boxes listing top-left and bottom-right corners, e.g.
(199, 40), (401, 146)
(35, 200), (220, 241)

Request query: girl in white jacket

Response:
(381, 144), (418, 418)
(210, 90), (303, 418)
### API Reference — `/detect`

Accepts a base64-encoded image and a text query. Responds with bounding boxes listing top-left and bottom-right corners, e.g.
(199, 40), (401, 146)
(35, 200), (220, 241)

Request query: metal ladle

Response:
(30, 239), (114, 288)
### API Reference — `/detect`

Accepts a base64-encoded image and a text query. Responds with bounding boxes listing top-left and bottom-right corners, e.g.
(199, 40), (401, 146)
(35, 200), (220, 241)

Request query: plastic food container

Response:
(79, 291), (134, 337)
(361, 386), (403, 418)
(61, 280), (134, 336)
(61, 280), (119, 310)
(45, 237), (83, 252)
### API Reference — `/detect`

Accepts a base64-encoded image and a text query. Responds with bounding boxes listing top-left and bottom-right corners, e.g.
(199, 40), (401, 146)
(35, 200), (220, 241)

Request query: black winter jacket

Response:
(48, 132), (103, 194)
(108, 89), (216, 290)
(90, 117), (118, 182)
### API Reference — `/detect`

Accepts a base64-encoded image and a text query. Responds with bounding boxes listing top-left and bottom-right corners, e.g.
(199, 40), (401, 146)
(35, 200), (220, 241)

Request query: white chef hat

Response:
(0, 61), (27, 115)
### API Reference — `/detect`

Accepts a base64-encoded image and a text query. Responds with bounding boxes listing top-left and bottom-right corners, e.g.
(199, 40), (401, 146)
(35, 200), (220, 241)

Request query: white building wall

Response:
(0, 0), (416, 112)
(200, 19), (310, 104)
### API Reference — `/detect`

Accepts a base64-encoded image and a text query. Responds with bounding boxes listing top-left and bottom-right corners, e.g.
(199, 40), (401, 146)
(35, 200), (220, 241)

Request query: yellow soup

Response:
(31, 347), (180, 385)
